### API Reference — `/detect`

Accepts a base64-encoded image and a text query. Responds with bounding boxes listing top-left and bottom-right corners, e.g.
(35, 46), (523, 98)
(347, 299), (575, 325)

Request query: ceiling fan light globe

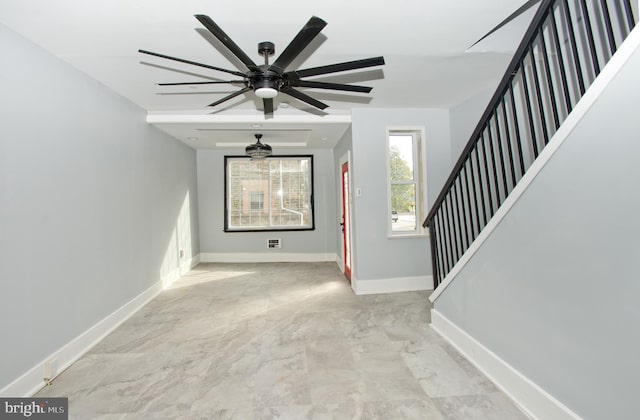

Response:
(247, 151), (271, 159)
(255, 87), (278, 99)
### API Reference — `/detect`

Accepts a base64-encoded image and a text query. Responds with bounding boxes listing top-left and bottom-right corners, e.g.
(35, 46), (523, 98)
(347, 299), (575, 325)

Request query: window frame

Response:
(224, 154), (315, 233)
(386, 128), (428, 238)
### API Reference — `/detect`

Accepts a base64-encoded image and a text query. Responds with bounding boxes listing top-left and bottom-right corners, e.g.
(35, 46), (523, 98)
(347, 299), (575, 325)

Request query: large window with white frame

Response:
(225, 155), (314, 232)
(387, 129), (425, 236)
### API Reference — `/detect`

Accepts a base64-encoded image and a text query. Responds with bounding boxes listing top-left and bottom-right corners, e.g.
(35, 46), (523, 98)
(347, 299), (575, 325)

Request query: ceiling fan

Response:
(469, 0), (541, 48)
(139, 15), (385, 116)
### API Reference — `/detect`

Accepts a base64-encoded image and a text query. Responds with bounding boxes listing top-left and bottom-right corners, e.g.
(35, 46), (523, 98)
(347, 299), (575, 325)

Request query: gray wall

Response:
(0, 24), (199, 389)
(197, 148), (337, 256)
(349, 108), (451, 281)
(433, 39), (640, 419)
(448, 87), (494, 160)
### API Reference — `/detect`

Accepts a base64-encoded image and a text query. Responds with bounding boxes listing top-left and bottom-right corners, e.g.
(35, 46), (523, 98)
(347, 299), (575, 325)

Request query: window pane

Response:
(269, 159), (310, 227)
(389, 135), (414, 181)
(249, 192), (264, 210)
(226, 156), (314, 231)
(391, 184), (417, 232)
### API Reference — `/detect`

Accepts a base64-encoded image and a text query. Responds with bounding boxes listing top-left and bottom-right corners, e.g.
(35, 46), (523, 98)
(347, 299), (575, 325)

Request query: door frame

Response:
(339, 152), (353, 281)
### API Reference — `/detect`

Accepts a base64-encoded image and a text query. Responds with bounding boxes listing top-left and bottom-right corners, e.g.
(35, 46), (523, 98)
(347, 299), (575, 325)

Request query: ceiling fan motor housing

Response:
(251, 67), (282, 97)
(258, 41), (275, 57)
(246, 133), (272, 159)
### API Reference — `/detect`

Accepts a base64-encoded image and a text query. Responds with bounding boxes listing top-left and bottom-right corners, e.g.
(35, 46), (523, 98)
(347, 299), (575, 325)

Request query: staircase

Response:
(423, 0), (638, 288)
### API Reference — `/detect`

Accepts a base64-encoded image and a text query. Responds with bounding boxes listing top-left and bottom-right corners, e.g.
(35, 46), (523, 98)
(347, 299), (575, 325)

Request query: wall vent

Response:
(268, 238), (282, 249)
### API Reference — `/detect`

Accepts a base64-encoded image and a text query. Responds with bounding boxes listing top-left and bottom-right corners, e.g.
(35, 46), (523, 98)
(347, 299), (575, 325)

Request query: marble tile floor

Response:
(36, 262), (528, 420)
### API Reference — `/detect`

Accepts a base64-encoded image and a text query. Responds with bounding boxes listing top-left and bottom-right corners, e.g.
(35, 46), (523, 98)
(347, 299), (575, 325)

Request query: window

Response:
(387, 129), (425, 236)
(225, 155), (314, 232)
(249, 192), (264, 210)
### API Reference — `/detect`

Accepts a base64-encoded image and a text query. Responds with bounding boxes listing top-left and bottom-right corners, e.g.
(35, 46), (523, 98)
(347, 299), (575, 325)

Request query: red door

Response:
(341, 161), (352, 280)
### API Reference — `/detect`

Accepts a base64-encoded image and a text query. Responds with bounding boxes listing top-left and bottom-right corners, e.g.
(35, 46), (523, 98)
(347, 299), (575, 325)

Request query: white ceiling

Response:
(0, 0), (536, 149)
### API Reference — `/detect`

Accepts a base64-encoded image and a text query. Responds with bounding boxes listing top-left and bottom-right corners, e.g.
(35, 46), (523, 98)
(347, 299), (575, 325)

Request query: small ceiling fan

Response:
(139, 15), (385, 116)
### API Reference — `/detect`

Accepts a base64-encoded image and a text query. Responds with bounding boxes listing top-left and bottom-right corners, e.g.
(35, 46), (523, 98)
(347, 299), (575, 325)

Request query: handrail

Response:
(424, 0), (637, 287)
(425, 0), (554, 224)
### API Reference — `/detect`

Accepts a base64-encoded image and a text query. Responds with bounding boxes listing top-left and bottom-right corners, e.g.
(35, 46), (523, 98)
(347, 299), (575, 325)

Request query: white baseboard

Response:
(162, 266), (182, 289)
(199, 252), (338, 263)
(430, 310), (580, 420)
(189, 253), (201, 269)
(0, 281), (163, 398)
(162, 254), (201, 288)
(351, 274), (433, 295)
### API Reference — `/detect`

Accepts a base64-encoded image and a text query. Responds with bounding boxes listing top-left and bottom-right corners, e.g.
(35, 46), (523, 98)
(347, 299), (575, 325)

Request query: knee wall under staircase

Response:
(424, 2), (640, 418)
(424, 0), (638, 292)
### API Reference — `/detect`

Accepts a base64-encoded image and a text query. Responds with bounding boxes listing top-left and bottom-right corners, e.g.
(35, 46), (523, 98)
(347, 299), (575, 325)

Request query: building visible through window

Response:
(225, 156), (314, 231)
(249, 191), (264, 210)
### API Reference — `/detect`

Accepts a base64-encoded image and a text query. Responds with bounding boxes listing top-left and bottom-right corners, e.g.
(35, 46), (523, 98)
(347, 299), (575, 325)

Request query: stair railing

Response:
(424, 0), (637, 288)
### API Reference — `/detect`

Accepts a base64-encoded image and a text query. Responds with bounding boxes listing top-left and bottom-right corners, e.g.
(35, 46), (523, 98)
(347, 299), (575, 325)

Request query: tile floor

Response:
(37, 262), (528, 419)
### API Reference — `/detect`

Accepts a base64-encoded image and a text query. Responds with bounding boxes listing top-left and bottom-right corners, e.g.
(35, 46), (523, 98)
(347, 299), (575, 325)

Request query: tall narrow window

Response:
(387, 130), (425, 235)
(225, 155), (314, 232)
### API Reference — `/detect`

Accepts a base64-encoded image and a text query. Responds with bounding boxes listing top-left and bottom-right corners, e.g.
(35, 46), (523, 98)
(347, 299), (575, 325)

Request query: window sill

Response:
(387, 231), (429, 240)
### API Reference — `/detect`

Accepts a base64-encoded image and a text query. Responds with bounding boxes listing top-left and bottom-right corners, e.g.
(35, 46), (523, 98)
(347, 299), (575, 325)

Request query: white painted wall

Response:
(349, 108), (451, 282)
(0, 24), (199, 391)
(433, 30), (640, 420)
(197, 148), (337, 260)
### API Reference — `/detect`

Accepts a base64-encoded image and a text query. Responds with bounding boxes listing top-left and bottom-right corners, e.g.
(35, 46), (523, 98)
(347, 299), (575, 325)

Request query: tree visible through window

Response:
(388, 131), (424, 234)
(225, 156), (314, 231)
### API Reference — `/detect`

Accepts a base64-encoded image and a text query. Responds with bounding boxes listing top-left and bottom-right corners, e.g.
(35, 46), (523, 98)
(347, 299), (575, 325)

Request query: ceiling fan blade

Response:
(281, 87), (328, 110)
(208, 86), (252, 107)
(269, 16), (327, 74)
(195, 15), (260, 71)
(469, 0), (542, 48)
(139, 49), (248, 78)
(158, 80), (245, 86)
(291, 56), (385, 78)
(263, 98), (274, 116)
(293, 80), (372, 93)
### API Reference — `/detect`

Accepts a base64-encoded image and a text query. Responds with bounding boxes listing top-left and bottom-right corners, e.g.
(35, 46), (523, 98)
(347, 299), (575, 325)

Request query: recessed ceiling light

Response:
(251, 124), (263, 128)
(187, 137), (199, 141)
(321, 137), (328, 141)
(215, 142), (243, 147)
